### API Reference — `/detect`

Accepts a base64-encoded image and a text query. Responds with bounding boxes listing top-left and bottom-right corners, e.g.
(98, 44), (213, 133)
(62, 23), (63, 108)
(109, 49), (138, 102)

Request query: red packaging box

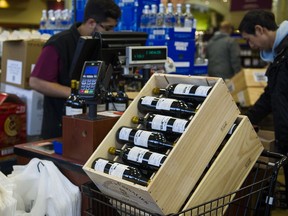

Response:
(0, 92), (26, 146)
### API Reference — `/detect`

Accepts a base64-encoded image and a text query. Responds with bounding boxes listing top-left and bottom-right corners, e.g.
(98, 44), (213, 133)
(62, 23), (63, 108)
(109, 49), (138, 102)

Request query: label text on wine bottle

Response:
(128, 147), (164, 166)
(94, 158), (108, 172)
(134, 130), (151, 147)
(156, 98), (174, 110)
(109, 163), (127, 178)
(119, 127), (133, 141)
(173, 84), (211, 97)
(152, 115), (187, 133)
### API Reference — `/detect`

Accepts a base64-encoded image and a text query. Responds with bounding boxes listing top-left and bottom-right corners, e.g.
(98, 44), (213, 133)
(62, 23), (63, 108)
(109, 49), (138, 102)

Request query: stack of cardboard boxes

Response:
(226, 68), (267, 107)
(1, 39), (46, 138)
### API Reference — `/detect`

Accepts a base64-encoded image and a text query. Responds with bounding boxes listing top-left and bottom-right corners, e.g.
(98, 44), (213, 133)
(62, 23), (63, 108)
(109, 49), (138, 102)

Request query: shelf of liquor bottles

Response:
(83, 73), (263, 215)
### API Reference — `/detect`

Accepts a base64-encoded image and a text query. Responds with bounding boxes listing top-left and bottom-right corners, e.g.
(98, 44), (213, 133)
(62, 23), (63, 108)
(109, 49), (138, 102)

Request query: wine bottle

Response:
(153, 83), (212, 103)
(116, 126), (174, 150)
(70, 81), (86, 115)
(91, 158), (149, 186)
(108, 146), (167, 171)
(138, 96), (197, 118)
(65, 79), (77, 116)
(113, 83), (129, 112)
(131, 113), (190, 134)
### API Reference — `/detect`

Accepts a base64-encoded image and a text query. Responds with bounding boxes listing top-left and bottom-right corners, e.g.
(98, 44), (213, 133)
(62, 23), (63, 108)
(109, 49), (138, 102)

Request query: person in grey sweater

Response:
(206, 21), (242, 80)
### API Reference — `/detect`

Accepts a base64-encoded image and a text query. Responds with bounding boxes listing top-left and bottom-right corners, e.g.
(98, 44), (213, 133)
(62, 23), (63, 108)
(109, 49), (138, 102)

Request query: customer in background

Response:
(206, 21), (242, 80)
(29, 0), (121, 139)
(239, 9), (288, 207)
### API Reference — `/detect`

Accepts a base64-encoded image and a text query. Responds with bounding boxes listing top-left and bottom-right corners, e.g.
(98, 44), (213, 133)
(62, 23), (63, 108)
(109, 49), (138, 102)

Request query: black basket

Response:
(81, 150), (287, 216)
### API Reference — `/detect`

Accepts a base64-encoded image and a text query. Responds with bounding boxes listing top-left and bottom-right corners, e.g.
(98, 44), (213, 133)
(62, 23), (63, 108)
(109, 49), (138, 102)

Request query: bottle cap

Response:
(108, 147), (116, 154)
(131, 116), (139, 124)
(152, 87), (160, 95)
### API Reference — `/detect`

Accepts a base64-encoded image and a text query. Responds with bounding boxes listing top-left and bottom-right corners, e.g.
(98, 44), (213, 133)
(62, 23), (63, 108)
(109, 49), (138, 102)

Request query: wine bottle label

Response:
(93, 158), (108, 172)
(148, 152), (165, 167)
(65, 106), (72, 116)
(128, 147), (164, 167)
(70, 108), (83, 115)
(127, 146), (148, 163)
(151, 115), (171, 131)
(173, 84), (211, 97)
(119, 127), (133, 141)
(172, 119), (188, 133)
(134, 130), (151, 147)
(156, 98), (174, 111)
(195, 86), (211, 97)
(109, 163), (127, 178)
(114, 103), (127, 112)
(141, 96), (155, 105)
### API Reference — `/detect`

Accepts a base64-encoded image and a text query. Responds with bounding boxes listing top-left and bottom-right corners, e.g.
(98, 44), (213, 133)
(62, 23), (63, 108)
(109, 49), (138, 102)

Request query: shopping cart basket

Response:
(81, 150), (287, 216)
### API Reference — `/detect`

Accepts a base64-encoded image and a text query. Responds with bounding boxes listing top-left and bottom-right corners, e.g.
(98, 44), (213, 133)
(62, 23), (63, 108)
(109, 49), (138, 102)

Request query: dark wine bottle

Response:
(113, 83), (129, 112)
(131, 113), (190, 134)
(152, 83), (212, 103)
(116, 126), (174, 150)
(138, 96), (198, 118)
(70, 81), (86, 115)
(65, 79), (77, 116)
(91, 158), (149, 186)
(108, 146), (167, 171)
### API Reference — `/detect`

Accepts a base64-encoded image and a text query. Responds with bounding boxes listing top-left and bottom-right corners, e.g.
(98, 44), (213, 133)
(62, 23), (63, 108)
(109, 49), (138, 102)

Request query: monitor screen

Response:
(69, 32), (148, 82)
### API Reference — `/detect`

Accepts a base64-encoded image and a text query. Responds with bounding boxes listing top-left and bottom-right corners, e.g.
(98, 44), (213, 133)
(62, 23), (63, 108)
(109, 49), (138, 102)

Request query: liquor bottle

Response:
(140, 5), (150, 29)
(175, 3), (185, 27)
(47, 9), (56, 30)
(149, 4), (157, 28)
(184, 4), (194, 28)
(152, 83), (212, 103)
(70, 81), (86, 115)
(164, 3), (175, 28)
(138, 96), (197, 118)
(91, 158), (149, 186)
(131, 113), (190, 134)
(39, 9), (47, 30)
(156, 3), (165, 28)
(54, 9), (62, 29)
(65, 79), (77, 116)
(116, 126), (174, 150)
(108, 146), (167, 171)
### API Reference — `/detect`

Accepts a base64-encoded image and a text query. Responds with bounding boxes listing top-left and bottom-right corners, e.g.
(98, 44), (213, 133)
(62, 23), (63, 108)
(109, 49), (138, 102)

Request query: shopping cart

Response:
(81, 150), (287, 216)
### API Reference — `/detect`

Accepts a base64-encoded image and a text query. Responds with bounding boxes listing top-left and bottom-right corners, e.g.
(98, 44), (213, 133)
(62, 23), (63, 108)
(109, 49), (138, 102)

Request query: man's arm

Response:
(29, 77), (70, 98)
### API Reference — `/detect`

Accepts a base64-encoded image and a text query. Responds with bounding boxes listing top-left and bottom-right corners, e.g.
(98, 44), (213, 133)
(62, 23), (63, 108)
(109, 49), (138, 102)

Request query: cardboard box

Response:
(258, 129), (275, 156)
(0, 83), (44, 136)
(1, 39), (45, 89)
(227, 68), (267, 94)
(232, 87), (264, 107)
(0, 92), (26, 146)
(83, 73), (241, 215)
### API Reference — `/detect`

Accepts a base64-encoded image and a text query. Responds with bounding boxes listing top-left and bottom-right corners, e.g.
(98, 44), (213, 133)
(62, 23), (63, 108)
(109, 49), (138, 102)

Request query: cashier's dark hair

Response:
(238, 9), (278, 35)
(83, 0), (121, 23)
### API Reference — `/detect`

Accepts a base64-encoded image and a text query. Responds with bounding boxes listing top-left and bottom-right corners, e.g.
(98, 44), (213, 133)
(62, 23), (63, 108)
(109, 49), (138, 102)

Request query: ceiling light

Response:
(0, 0), (9, 8)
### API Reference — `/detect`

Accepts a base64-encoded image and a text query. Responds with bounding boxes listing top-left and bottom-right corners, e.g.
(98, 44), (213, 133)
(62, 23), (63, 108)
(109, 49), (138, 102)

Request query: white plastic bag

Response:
(0, 171), (17, 216)
(8, 158), (81, 216)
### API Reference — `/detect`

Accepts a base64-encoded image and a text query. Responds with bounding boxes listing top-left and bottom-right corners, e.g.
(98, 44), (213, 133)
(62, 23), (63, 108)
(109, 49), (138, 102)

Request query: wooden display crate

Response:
(83, 73), (240, 215)
(182, 115), (264, 214)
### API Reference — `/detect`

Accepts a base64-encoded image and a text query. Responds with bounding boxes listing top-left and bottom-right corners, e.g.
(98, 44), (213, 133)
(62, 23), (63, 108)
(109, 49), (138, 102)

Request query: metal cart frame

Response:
(81, 150), (287, 216)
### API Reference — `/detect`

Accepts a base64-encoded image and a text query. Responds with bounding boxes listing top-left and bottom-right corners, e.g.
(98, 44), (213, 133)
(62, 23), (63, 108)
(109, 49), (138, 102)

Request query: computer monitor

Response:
(69, 31), (148, 84)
